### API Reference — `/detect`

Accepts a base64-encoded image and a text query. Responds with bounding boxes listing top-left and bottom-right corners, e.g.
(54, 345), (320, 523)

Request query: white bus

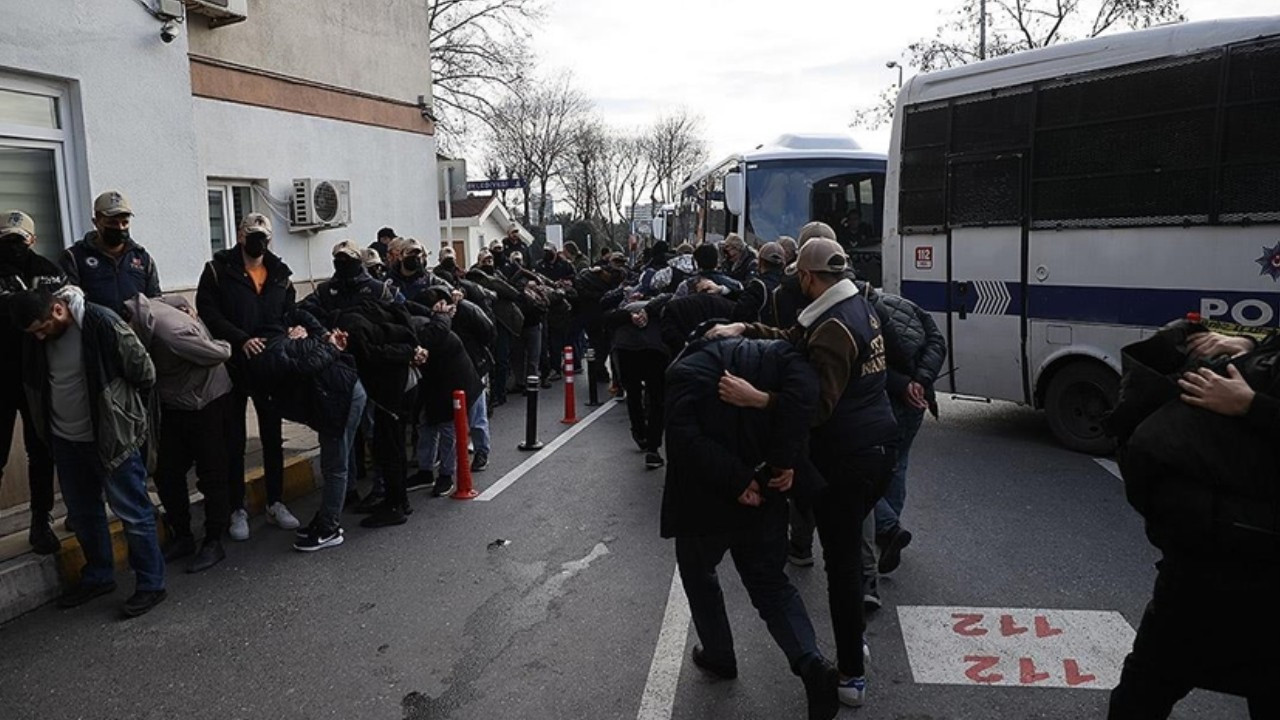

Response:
(883, 17), (1280, 453)
(677, 134), (888, 284)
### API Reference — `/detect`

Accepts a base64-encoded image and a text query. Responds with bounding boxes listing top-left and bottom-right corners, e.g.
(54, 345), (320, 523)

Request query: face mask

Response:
(0, 237), (28, 264)
(369, 265), (386, 280)
(403, 255), (423, 273)
(440, 257), (456, 270)
(333, 256), (363, 279)
(244, 233), (269, 259)
(100, 226), (129, 248)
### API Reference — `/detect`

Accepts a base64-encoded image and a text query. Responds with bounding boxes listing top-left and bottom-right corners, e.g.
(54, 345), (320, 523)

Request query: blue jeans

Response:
(676, 508), (822, 674)
(875, 403), (924, 536)
(468, 392), (490, 456)
(417, 417), (456, 478)
(51, 438), (165, 592)
(319, 382), (367, 530)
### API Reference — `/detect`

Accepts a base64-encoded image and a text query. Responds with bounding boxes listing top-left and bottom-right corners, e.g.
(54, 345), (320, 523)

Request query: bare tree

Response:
(851, 0), (1184, 129)
(486, 77), (592, 226)
(560, 120), (610, 222)
(428, 0), (544, 143)
(643, 110), (708, 207)
(608, 134), (655, 228)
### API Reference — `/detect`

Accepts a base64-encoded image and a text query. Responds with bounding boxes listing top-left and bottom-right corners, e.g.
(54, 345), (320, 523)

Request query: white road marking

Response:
(637, 568), (691, 720)
(474, 401), (617, 501)
(1094, 458), (1122, 481)
(897, 605), (1135, 690)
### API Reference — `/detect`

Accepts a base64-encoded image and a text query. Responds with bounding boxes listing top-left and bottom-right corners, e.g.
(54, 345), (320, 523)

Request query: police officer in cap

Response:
(61, 190), (161, 314)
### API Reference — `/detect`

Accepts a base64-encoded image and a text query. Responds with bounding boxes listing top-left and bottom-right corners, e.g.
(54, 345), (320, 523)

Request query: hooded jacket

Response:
(21, 287), (155, 470)
(245, 334), (360, 436)
(61, 231), (161, 315)
(123, 294), (232, 411)
(0, 248), (65, 379)
(661, 337), (818, 538)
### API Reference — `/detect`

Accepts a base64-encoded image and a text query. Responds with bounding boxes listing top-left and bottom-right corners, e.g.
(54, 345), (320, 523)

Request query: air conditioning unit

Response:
(183, 0), (248, 27)
(291, 179), (352, 229)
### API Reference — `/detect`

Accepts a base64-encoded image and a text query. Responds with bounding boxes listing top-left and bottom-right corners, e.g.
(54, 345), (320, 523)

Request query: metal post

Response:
(518, 375), (544, 451)
(585, 348), (601, 407)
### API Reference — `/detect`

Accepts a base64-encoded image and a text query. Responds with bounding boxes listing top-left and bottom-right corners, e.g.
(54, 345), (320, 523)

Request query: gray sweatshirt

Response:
(124, 294), (233, 411)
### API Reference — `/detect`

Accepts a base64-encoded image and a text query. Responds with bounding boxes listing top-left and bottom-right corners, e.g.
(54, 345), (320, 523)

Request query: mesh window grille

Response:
(950, 157), (1022, 226)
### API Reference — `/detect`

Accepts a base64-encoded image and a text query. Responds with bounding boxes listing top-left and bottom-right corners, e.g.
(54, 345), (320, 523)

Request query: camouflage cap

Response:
(332, 239), (363, 260)
(93, 190), (133, 217)
(239, 212), (273, 239)
(0, 210), (35, 241)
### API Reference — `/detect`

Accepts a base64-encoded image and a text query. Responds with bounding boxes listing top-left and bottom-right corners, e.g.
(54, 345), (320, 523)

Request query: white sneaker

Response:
(229, 509), (250, 541)
(266, 502), (300, 530)
(837, 675), (866, 707)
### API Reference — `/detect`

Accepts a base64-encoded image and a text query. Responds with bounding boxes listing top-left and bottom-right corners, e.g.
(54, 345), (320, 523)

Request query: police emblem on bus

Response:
(1255, 241), (1280, 281)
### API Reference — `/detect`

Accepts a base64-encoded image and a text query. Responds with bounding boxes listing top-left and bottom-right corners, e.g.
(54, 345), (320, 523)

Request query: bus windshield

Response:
(745, 158), (886, 247)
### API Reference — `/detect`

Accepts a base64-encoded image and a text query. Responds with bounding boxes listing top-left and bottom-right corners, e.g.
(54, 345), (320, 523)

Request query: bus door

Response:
(946, 154), (1028, 403)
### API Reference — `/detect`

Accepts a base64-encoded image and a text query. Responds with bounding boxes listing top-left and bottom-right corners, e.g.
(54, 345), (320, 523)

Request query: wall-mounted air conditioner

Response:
(183, 0), (248, 27)
(291, 179), (352, 230)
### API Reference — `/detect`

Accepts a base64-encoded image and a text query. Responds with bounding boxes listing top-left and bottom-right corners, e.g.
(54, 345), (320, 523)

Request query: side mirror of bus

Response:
(725, 173), (745, 217)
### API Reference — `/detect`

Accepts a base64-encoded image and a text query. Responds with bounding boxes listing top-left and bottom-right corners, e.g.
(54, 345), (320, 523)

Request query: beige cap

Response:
(439, 245), (456, 259)
(93, 190), (133, 217)
(392, 237), (425, 257)
(239, 212), (273, 238)
(758, 242), (785, 266)
(797, 221), (836, 246)
(789, 238), (847, 275)
(360, 247), (384, 267)
(332, 239), (362, 260)
(1, 210), (35, 241)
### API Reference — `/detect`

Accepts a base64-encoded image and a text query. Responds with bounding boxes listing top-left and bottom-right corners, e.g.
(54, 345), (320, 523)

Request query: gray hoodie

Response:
(124, 294), (232, 411)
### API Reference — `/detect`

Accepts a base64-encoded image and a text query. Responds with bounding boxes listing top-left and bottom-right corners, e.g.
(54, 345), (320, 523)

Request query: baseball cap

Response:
(360, 247), (384, 267)
(239, 212), (273, 239)
(93, 190), (133, 217)
(797, 221), (837, 246)
(758, 242), (785, 266)
(439, 245), (456, 260)
(332, 239), (363, 260)
(789, 238), (848, 275)
(1, 210), (35, 241)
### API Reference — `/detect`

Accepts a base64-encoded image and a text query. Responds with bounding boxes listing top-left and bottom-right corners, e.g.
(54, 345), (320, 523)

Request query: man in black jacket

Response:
(196, 213), (319, 541)
(732, 242), (786, 324)
(0, 211), (63, 554)
(60, 191), (162, 315)
(299, 240), (403, 327)
(663, 335), (839, 720)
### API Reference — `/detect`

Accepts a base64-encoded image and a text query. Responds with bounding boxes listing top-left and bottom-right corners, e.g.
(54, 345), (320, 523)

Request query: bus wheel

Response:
(1044, 361), (1119, 455)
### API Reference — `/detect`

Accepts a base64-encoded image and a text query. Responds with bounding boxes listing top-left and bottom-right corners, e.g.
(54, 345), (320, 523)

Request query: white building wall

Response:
(194, 98), (440, 285)
(0, 1), (208, 289)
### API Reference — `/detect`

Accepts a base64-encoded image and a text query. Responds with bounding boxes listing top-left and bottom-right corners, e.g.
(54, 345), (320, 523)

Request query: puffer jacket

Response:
(661, 337), (818, 538)
(858, 282), (947, 416)
(660, 292), (735, 355)
(21, 286), (155, 470)
(123, 294), (232, 411)
(245, 334), (359, 436)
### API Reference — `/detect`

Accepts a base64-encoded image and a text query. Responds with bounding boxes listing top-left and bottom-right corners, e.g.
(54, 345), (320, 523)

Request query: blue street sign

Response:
(466, 178), (526, 191)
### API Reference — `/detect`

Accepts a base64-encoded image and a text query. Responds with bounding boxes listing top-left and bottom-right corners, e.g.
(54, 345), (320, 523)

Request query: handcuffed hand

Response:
(704, 322), (745, 340)
(718, 371), (769, 409)
(737, 480), (763, 507)
(1178, 365), (1255, 416)
(1187, 332), (1253, 359)
(242, 337), (266, 357)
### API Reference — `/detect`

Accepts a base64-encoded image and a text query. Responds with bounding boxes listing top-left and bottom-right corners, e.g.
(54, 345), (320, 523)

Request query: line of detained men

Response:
(0, 191), (500, 618)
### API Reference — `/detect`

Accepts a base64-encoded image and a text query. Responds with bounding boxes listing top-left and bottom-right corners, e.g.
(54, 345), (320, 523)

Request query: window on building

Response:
(207, 182), (258, 257)
(0, 78), (79, 261)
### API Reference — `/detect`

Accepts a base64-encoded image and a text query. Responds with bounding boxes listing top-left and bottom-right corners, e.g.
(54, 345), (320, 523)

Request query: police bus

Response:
(882, 17), (1280, 453)
(677, 134), (888, 284)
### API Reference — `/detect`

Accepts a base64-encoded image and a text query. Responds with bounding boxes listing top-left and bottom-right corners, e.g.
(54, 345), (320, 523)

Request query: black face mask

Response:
(0, 237), (28, 264)
(244, 233), (269, 259)
(333, 257), (363, 279)
(439, 257), (456, 270)
(369, 265), (386, 280)
(100, 226), (129, 248)
(403, 255), (423, 273)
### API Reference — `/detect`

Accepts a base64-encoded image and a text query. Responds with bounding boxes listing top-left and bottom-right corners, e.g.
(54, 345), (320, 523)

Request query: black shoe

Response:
(539, 378), (552, 389)
(360, 503), (408, 528)
(644, 452), (665, 469)
(352, 492), (386, 514)
(432, 475), (455, 497)
(472, 453), (489, 471)
(406, 470), (434, 493)
(293, 525), (344, 552)
(877, 526), (912, 575)
(28, 515), (60, 555)
(787, 544), (815, 567)
(163, 534), (197, 562)
(799, 655), (840, 720)
(122, 589), (167, 618)
(187, 540), (226, 573)
(691, 645), (738, 680)
(57, 581), (117, 609)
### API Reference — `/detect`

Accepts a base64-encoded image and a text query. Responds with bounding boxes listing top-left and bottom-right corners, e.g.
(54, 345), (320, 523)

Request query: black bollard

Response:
(585, 348), (601, 407)
(518, 375), (544, 451)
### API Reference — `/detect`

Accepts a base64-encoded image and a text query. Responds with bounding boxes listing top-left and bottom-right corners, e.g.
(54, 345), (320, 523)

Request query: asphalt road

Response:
(0, 389), (1255, 720)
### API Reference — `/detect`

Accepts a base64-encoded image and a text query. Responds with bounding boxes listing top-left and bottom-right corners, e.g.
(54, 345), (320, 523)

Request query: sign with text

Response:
(466, 178), (526, 192)
(898, 606), (1135, 690)
(915, 246), (934, 270)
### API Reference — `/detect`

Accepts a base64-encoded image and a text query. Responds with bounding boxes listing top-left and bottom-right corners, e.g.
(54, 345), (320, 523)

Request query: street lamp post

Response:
(886, 60), (903, 89)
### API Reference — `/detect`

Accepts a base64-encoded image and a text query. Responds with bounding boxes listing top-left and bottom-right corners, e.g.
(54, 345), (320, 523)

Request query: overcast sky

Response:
(532, 0), (1275, 160)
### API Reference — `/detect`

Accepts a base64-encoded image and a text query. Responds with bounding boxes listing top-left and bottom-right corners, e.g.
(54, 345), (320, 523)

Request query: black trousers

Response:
(226, 385), (284, 509)
(155, 394), (233, 540)
(0, 382), (54, 516)
(810, 447), (895, 678)
(617, 348), (667, 452)
(1108, 559), (1280, 719)
(676, 509), (822, 674)
(372, 404), (408, 507)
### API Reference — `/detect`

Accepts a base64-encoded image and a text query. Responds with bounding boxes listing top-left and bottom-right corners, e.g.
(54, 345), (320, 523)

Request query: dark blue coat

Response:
(61, 233), (161, 314)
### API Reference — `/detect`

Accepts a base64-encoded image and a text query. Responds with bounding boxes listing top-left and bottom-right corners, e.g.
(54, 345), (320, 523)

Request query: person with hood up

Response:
(0, 210), (64, 554)
(12, 286), (164, 617)
(60, 190), (161, 315)
(123, 293), (233, 573)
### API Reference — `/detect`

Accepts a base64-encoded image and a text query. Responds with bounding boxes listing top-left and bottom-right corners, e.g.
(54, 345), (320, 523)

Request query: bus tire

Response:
(1044, 361), (1119, 455)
